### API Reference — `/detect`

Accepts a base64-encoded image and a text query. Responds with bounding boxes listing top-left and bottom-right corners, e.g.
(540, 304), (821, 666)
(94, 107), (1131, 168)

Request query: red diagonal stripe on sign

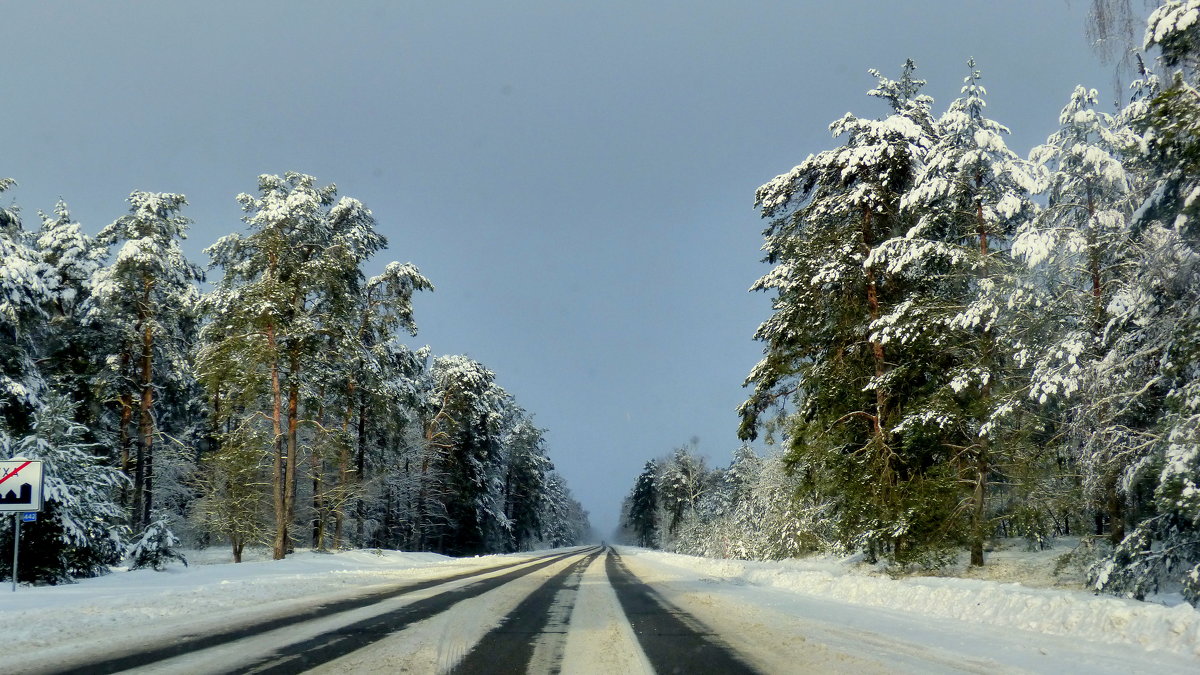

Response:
(0, 461), (32, 486)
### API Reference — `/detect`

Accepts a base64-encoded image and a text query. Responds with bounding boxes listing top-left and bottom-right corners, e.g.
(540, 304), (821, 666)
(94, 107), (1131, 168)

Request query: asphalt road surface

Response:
(25, 547), (757, 675)
(22, 546), (1191, 674)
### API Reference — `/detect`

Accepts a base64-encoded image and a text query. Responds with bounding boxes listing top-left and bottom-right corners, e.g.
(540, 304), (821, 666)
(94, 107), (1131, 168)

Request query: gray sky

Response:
(4, 1), (1125, 536)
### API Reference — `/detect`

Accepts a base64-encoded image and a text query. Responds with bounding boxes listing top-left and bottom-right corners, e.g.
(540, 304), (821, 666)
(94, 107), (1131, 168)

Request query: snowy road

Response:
(14, 546), (1200, 674)
(24, 547), (749, 674)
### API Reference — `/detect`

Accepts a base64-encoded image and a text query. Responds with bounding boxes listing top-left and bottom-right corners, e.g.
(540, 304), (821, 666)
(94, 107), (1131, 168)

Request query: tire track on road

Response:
(33, 549), (582, 675)
(606, 550), (758, 674)
(227, 547), (599, 674)
(450, 548), (602, 673)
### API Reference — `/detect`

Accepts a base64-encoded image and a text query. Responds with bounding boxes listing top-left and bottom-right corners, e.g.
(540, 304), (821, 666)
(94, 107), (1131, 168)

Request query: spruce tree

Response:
(898, 60), (1038, 565)
(623, 460), (660, 548)
(0, 179), (52, 433)
(1087, 2), (1200, 601)
(1015, 85), (1142, 546)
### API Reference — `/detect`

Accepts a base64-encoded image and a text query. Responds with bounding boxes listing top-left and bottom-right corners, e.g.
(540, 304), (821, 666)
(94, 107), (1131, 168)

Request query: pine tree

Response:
(498, 416), (552, 551)
(537, 472), (590, 548)
(202, 172), (401, 559)
(741, 62), (960, 564)
(658, 446), (707, 540)
(89, 192), (203, 533)
(325, 259), (431, 548)
(423, 355), (504, 555)
(35, 201), (105, 412)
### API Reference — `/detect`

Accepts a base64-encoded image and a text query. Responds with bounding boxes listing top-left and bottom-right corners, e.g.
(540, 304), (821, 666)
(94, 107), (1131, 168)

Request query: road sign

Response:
(21, 512), (36, 522)
(0, 460), (43, 513)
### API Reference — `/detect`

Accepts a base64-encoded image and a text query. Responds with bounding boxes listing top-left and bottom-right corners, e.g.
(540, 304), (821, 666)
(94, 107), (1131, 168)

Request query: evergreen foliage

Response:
(616, 5), (1200, 608)
(1, 170), (587, 585)
(0, 395), (127, 583)
(127, 515), (188, 571)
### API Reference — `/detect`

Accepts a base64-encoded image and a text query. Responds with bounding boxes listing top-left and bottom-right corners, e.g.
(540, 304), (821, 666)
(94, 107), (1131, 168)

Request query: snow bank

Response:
(622, 548), (1200, 659)
(3, 547), (474, 654)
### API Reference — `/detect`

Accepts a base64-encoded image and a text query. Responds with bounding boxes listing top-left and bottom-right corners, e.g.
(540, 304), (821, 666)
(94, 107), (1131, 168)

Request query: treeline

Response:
(618, 445), (825, 561)
(0, 171), (589, 583)
(623, 2), (1200, 606)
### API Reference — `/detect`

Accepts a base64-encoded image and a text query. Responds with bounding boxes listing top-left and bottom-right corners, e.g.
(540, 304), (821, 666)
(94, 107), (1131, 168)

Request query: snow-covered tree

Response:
(894, 60), (1039, 565)
(1, 170), (578, 571)
(1085, 4), (1200, 602)
(741, 62), (967, 564)
(658, 446), (708, 539)
(193, 422), (272, 562)
(201, 172), (404, 559)
(0, 394), (127, 583)
(1013, 85), (1144, 547)
(0, 179), (53, 433)
(498, 416), (553, 551)
(622, 446), (835, 561)
(1145, 0), (1200, 75)
(203, 173), (340, 559)
(537, 472), (590, 548)
(621, 460), (660, 547)
(421, 355), (507, 555)
(319, 257), (432, 549)
(89, 191), (203, 534)
(34, 202), (105, 416)
(126, 514), (188, 571)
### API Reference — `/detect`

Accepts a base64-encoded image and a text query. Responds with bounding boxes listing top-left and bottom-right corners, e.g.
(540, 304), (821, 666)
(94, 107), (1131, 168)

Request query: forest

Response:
(620, 2), (1200, 607)
(0, 171), (590, 583)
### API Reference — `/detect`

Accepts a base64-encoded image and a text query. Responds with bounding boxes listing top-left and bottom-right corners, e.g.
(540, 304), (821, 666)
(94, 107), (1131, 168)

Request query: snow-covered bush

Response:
(127, 515), (188, 571)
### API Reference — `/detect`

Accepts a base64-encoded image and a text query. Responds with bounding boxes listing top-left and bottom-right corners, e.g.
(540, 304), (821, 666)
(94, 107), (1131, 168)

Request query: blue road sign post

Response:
(21, 512), (36, 522)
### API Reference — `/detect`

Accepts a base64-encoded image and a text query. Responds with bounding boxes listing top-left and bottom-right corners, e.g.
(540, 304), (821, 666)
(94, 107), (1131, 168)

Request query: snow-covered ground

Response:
(6, 547), (519, 672)
(618, 545), (1200, 673)
(6, 544), (1200, 673)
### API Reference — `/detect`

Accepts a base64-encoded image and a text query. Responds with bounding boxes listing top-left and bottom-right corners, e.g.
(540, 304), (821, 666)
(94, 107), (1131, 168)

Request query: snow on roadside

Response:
(618, 547), (1200, 659)
(4, 547), (513, 656)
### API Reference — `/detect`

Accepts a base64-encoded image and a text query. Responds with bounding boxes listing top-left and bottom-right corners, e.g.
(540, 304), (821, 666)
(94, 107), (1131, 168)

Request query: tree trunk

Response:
(861, 209), (889, 444)
(312, 459), (324, 550)
(970, 193), (992, 567)
(355, 386), (368, 545)
(132, 424), (144, 529)
(285, 348), (300, 556)
(119, 348), (135, 524)
(861, 207), (895, 545)
(268, 322), (287, 560)
(418, 454), (431, 552)
(136, 276), (155, 532)
(970, 442), (988, 567)
(1107, 473), (1125, 545)
(311, 396), (327, 550)
(334, 381), (355, 549)
(118, 350), (133, 500)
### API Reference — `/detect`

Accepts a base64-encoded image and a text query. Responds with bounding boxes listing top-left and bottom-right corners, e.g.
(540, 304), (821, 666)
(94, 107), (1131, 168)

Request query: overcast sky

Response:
(4, 1), (1132, 535)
